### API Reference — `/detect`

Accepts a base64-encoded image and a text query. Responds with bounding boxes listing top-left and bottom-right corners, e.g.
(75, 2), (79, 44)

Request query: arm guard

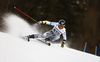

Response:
(42, 20), (49, 24)
(42, 20), (55, 26)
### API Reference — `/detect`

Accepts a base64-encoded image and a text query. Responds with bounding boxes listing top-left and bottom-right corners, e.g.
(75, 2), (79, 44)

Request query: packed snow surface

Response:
(0, 13), (100, 62)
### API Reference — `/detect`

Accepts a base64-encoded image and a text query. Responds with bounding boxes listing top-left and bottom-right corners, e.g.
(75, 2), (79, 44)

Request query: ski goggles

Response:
(59, 24), (64, 27)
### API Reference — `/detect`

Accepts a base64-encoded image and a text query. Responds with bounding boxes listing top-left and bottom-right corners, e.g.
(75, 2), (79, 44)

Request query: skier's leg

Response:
(27, 34), (45, 41)
(28, 34), (45, 39)
(50, 35), (60, 41)
(28, 31), (53, 41)
(43, 31), (53, 41)
(33, 34), (45, 38)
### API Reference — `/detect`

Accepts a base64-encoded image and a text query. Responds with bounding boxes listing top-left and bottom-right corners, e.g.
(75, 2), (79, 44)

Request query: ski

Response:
(22, 36), (51, 46)
(37, 39), (51, 46)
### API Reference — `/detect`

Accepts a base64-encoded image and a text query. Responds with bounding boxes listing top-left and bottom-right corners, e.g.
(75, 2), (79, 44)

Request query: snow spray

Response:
(2, 13), (39, 37)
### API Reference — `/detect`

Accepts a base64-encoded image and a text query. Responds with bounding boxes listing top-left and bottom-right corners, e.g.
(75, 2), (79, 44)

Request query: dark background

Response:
(0, 0), (100, 56)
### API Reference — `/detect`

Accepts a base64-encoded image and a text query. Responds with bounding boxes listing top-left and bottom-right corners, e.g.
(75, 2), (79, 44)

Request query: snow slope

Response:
(0, 32), (100, 62)
(0, 13), (100, 62)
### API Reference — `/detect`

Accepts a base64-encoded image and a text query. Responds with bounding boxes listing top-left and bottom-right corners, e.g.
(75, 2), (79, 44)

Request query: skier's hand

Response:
(61, 42), (65, 48)
(37, 21), (42, 24)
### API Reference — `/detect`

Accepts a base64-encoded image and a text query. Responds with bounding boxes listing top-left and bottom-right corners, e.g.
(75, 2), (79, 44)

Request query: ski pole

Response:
(14, 7), (38, 23)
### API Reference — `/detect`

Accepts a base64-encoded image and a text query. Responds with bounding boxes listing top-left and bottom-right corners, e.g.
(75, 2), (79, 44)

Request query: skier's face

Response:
(59, 24), (64, 29)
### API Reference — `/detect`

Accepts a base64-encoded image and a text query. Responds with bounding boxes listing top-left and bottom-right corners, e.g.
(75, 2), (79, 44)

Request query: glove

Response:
(37, 21), (43, 24)
(61, 39), (66, 48)
(61, 42), (65, 48)
(38, 20), (49, 24)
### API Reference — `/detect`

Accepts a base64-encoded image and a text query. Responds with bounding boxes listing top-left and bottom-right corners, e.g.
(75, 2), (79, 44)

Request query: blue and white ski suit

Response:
(34, 21), (67, 42)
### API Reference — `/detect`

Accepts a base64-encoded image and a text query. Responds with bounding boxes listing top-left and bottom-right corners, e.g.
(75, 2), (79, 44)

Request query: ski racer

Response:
(27, 19), (67, 47)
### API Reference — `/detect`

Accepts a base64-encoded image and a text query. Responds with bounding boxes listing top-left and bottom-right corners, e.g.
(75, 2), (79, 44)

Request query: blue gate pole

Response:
(95, 46), (97, 55)
(83, 42), (87, 52)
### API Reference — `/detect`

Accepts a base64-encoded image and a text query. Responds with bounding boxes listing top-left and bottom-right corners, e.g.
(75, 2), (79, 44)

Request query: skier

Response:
(27, 19), (67, 47)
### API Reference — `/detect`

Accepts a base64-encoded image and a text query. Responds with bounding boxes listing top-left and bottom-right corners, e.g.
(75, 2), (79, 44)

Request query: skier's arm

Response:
(62, 31), (67, 41)
(61, 30), (67, 48)
(38, 20), (56, 26)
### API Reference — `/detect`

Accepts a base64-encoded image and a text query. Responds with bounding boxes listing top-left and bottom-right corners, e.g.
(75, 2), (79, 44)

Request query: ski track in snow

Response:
(0, 13), (100, 62)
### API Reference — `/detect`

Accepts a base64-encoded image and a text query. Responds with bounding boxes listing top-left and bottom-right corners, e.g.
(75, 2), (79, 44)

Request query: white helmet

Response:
(59, 19), (65, 25)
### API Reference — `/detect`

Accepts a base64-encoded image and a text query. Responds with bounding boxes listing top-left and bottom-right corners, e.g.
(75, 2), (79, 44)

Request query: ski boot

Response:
(45, 38), (51, 41)
(27, 36), (30, 42)
(27, 35), (35, 42)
